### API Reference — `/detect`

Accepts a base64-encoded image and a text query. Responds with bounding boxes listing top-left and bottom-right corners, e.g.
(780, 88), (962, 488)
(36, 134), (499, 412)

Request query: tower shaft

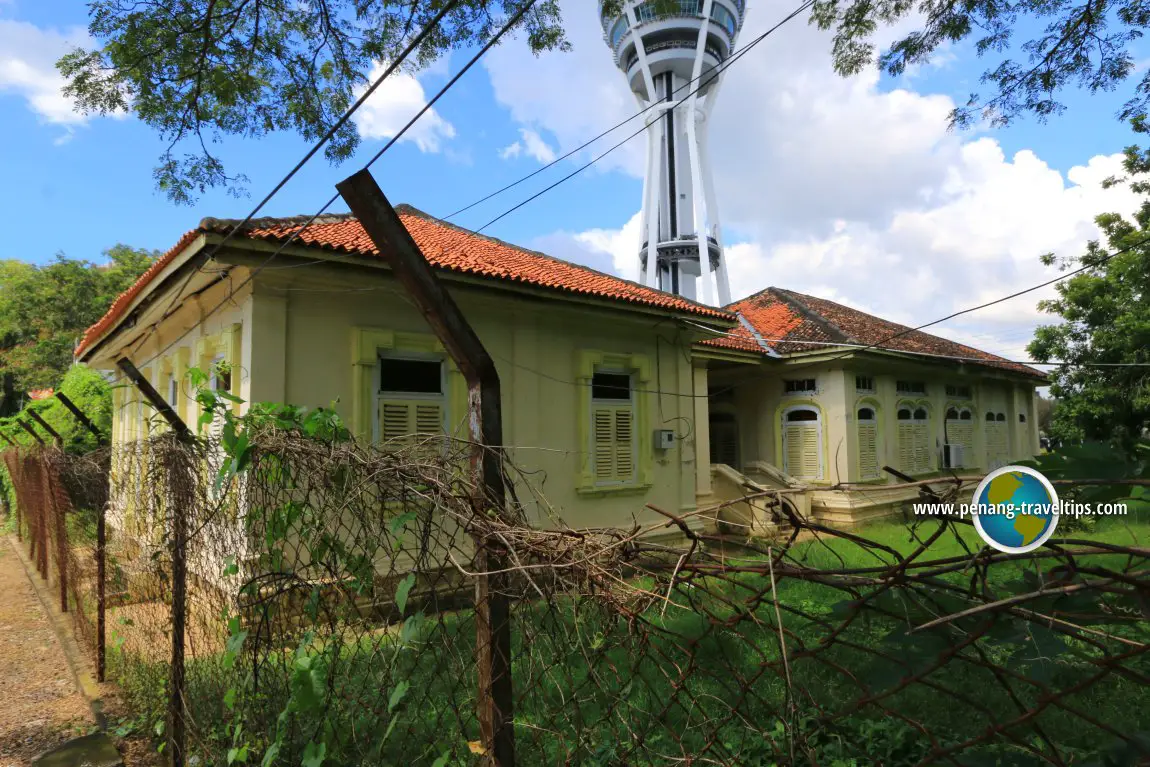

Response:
(602, 0), (742, 306)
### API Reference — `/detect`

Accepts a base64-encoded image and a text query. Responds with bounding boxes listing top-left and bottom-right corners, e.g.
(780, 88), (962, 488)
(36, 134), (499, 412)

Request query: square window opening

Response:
(784, 378), (817, 394)
(380, 356), (444, 395)
(592, 371), (633, 401)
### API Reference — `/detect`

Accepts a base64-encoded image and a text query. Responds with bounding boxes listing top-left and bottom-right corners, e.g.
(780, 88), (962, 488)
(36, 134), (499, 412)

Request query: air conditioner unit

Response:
(943, 444), (965, 469)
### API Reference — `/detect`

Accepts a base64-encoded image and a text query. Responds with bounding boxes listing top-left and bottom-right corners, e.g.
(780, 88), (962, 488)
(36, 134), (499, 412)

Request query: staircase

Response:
(700, 462), (811, 538)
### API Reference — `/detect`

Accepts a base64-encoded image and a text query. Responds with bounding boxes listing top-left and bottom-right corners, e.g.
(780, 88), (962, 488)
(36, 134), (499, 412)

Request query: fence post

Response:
(43, 454), (68, 612)
(117, 357), (191, 767)
(337, 169), (516, 766)
(96, 496), (106, 682)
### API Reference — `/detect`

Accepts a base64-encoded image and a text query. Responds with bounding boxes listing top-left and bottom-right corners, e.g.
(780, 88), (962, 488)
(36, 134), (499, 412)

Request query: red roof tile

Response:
(704, 287), (1046, 379)
(76, 206), (734, 357)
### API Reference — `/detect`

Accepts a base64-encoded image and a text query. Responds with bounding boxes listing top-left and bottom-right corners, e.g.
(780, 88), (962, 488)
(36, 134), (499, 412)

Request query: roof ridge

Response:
(769, 287), (854, 344)
(198, 213), (356, 233)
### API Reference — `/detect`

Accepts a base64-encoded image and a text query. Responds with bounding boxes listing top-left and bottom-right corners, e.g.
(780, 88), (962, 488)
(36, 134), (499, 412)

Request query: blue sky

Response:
(0, 0), (1142, 362)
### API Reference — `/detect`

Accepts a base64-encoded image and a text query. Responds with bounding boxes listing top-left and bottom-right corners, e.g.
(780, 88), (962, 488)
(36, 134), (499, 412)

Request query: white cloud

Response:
(354, 62), (456, 152)
(0, 20), (92, 131)
(487, 1), (1140, 363)
(498, 128), (558, 163)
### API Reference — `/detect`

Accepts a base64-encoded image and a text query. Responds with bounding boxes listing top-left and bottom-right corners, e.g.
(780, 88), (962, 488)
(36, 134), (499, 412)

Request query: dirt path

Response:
(0, 537), (95, 766)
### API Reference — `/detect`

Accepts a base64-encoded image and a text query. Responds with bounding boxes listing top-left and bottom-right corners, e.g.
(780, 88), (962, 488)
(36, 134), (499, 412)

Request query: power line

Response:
(443, 0), (812, 223)
(115, 0), (540, 383)
(777, 234), (1150, 375)
(137, 0), (467, 357)
(469, 0), (816, 233)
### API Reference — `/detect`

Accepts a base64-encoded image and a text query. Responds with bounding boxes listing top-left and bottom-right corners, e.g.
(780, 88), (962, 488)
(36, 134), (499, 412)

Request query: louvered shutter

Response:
(592, 405), (635, 483)
(898, 423), (915, 473)
(858, 421), (878, 479)
(949, 420), (973, 467)
(913, 422), (931, 473)
(784, 423), (821, 481)
(379, 399), (444, 444)
(593, 408), (615, 481)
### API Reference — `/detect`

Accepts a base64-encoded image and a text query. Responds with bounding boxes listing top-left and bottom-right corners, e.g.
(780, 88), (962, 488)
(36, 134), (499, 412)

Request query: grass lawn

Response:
(107, 517), (1150, 766)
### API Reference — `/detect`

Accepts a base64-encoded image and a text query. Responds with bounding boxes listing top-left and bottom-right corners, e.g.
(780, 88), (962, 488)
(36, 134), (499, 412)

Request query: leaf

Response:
(389, 511), (418, 535)
(301, 740), (326, 767)
(259, 743), (280, 767)
(431, 752), (452, 767)
(395, 573), (416, 616)
(388, 681), (410, 713)
(468, 741), (488, 756)
(223, 687), (237, 711)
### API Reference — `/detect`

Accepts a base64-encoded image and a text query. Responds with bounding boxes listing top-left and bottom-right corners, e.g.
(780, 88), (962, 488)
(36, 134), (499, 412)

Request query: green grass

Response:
(108, 518), (1150, 766)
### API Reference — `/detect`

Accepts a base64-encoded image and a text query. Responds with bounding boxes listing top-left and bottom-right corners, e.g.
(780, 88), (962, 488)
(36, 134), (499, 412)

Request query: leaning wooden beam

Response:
(337, 168), (515, 767)
(26, 410), (62, 446)
(55, 392), (106, 445)
(116, 358), (190, 437)
(0, 430), (16, 447)
(16, 419), (45, 446)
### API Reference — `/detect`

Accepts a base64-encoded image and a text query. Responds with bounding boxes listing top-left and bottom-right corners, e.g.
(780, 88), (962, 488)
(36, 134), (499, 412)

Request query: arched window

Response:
(856, 406), (879, 480)
(782, 407), (823, 481)
(985, 411), (995, 421)
(996, 413), (1006, 422)
(1019, 413), (1027, 423)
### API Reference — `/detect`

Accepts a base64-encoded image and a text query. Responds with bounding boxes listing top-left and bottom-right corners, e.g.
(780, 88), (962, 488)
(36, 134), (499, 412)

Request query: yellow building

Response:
(699, 287), (1047, 529)
(75, 207), (737, 536)
(77, 212), (1047, 538)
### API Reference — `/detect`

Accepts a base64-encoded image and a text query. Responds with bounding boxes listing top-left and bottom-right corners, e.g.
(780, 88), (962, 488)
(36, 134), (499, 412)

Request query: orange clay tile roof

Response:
(703, 287), (1046, 379)
(27, 388), (55, 400)
(76, 205), (734, 356)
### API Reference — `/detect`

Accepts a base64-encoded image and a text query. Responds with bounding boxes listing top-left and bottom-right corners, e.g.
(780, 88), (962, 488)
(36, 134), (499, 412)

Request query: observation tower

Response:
(600, 0), (744, 305)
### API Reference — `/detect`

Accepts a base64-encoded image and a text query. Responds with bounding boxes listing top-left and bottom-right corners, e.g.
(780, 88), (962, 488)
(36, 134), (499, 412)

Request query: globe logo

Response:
(970, 466), (1060, 553)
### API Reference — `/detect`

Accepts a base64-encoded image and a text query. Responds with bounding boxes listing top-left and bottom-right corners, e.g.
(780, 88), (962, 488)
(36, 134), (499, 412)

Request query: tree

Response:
(59, 0), (568, 204)
(0, 245), (157, 415)
(810, 0), (1149, 132)
(1028, 147), (1150, 452)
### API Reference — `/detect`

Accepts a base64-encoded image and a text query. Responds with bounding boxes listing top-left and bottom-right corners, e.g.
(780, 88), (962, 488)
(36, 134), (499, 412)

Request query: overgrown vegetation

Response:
(0, 246), (156, 415)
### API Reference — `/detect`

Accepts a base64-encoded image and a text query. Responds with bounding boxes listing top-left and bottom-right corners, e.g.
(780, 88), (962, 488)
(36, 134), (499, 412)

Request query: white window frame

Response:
(373, 352), (448, 444)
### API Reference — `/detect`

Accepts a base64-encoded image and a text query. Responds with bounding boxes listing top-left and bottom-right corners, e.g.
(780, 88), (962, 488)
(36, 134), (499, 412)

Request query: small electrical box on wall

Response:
(654, 429), (675, 450)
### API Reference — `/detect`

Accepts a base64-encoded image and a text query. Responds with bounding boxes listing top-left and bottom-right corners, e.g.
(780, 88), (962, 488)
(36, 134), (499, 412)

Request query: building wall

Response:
(239, 270), (705, 531)
(714, 358), (1041, 485)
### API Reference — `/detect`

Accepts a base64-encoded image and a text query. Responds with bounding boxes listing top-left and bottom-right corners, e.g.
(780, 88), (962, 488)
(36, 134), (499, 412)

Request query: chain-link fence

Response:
(4, 431), (1149, 766)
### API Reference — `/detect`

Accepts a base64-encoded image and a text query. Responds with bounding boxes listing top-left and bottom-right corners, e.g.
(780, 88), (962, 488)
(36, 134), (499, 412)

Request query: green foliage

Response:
(0, 365), (113, 452)
(59, 0), (574, 204)
(0, 245), (156, 414)
(810, 0), (1149, 133)
(1028, 148), (1150, 451)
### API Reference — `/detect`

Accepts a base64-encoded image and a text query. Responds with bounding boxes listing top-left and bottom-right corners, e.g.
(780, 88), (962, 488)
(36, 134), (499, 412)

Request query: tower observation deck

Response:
(600, 0), (744, 305)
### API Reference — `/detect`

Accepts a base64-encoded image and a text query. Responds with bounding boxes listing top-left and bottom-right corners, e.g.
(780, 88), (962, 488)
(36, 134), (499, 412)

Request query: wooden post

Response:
(116, 359), (190, 438)
(96, 497), (106, 681)
(118, 357), (191, 767)
(56, 393), (107, 445)
(27, 410), (63, 447)
(337, 169), (515, 766)
(17, 419), (45, 446)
